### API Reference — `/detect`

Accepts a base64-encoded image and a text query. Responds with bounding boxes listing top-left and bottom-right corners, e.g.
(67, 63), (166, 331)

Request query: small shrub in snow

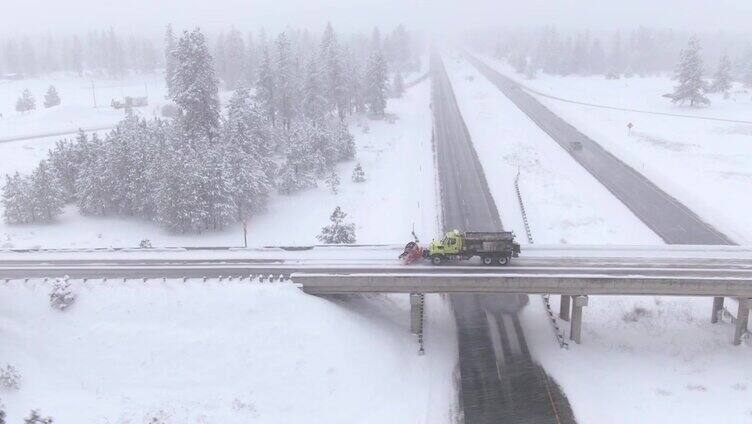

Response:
(24, 409), (53, 424)
(351, 163), (366, 183)
(49, 277), (76, 311)
(43, 86), (61, 108)
(0, 365), (21, 390)
(15, 89), (36, 112)
(139, 238), (153, 248)
(622, 306), (652, 323)
(325, 171), (340, 194)
(317, 206), (356, 244)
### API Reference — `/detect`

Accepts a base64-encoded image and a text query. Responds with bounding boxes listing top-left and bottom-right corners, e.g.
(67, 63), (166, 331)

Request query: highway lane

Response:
(431, 52), (574, 424)
(463, 53), (734, 247)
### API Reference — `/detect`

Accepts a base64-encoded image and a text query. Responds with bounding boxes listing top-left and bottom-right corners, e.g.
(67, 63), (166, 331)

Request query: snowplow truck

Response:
(401, 230), (521, 266)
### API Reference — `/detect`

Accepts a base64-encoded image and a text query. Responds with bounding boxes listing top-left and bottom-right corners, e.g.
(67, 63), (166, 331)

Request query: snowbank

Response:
(0, 280), (457, 423)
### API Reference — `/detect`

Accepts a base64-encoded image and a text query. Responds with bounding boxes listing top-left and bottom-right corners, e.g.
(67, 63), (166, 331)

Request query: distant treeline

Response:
(478, 27), (752, 79)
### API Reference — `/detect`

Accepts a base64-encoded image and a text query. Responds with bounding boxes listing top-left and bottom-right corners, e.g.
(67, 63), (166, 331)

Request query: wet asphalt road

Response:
(431, 52), (575, 424)
(463, 53), (734, 247)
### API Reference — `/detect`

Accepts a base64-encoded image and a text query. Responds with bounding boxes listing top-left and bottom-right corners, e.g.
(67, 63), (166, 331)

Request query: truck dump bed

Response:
(464, 231), (516, 241)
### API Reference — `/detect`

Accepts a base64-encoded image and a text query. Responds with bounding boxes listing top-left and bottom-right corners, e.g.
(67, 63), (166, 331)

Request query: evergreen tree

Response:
(43, 85), (61, 108)
(320, 23), (347, 118)
(668, 36), (709, 107)
(391, 72), (405, 98)
(317, 206), (356, 244)
(24, 409), (53, 424)
(351, 163), (365, 183)
(223, 28), (246, 90)
(256, 47), (276, 126)
(15, 89), (35, 112)
(164, 24), (177, 98)
(302, 56), (327, 121)
(325, 170), (340, 194)
(275, 32), (297, 130)
(365, 49), (388, 115)
(1, 173), (32, 224)
(29, 161), (65, 222)
(709, 54), (732, 94)
(170, 28), (221, 142)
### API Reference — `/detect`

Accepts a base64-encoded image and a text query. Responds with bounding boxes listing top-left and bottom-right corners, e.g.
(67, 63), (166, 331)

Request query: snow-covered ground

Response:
(0, 280), (458, 423)
(445, 52), (752, 424)
(477, 54), (752, 244)
(0, 78), (437, 249)
(443, 53), (661, 245)
(0, 72), (169, 140)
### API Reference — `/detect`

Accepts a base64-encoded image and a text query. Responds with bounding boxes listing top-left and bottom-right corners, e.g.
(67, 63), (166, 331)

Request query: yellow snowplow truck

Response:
(400, 230), (521, 266)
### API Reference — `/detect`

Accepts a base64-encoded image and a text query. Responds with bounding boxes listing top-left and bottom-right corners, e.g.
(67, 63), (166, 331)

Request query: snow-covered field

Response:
(0, 72), (168, 140)
(0, 280), (458, 423)
(446, 52), (752, 424)
(0, 77), (437, 249)
(478, 54), (752, 244)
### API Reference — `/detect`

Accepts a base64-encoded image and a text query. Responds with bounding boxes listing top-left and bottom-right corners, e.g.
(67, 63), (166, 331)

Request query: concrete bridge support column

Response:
(410, 293), (426, 354)
(569, 295), (588, 344)
(711, 297), (724, 324)
(560, 295), (571, 321)
(733, 298), (750, 346)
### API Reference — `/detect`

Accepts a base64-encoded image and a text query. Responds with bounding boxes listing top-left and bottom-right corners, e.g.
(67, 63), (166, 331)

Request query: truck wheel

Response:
(431, 255), (443, 266)
(482, 256), (494, 266)
(497, 256), (509, 266)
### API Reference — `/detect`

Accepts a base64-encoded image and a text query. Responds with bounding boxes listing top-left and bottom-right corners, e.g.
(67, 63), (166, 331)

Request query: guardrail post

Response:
(733, 298), (750, 346)
(570, 295), (588, 344)
(560, 295), (571, 321)
(711, 297), (724, 324)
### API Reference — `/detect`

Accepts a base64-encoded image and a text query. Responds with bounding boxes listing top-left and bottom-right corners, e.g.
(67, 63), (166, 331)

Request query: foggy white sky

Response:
(3, 0), (752, 35)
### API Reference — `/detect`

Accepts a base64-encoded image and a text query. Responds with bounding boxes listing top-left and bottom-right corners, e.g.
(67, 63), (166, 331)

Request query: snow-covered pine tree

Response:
(343, 46), (365, 114)
(325, 170), (340, 194)
(1, 173), (33, 224)
(256, 47), (276, 126)
(75, 133), (110, 216)
(49, 277), (76, 310)
(170, 28), (221, 143)
(319, 23), (347, 118)
(302, 56), (327, 121)
(43, 85), (60, 108)
(317, 206), (356, 244)
(29, 160), (65, 222)
(709, 54), (732, 94)
(668, 36), (709, 107)
(15, 89), (35, 112)
(24, 409), (53, 424)
(164, 24), (177, 98)
(351, 163), (365, 183)
(244, 32), (259, 85)
(365, 49), (388, 115)
(275, 32), (298, 130)
(332, 121), (356, 161)
(223, 28), (246, 90)
(391, 72), (405, 98)
(47, 139), (78, 202)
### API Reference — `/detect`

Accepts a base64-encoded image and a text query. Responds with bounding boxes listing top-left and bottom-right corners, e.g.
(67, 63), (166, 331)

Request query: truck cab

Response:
(428, 230), (464, 256)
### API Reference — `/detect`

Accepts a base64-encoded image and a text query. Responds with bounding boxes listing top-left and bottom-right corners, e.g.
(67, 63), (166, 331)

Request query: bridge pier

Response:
(569, 295), (588, 344)
(711, 297), (724, 324)
(734, 298), (750, 346)
(559, 295), (571, 321)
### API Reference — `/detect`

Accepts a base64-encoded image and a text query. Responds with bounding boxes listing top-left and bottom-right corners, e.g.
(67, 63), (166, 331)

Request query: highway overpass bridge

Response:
(1, 244), (751, 345)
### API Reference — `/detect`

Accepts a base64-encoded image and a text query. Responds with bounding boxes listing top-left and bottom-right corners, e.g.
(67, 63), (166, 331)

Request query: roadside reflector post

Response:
(733, 298), (750, 346)
(560, 295), (571, 321)
(570, 295), (588, 344)
(711, 297), (725, 324)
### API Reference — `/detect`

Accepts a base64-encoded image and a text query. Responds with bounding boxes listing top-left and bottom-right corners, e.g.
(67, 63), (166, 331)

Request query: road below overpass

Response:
(463, 52), (734, 247)
(431, 52), (575, 424)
